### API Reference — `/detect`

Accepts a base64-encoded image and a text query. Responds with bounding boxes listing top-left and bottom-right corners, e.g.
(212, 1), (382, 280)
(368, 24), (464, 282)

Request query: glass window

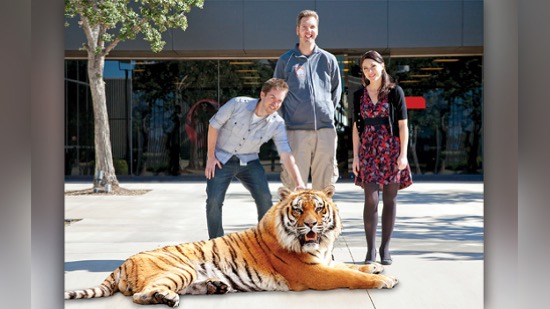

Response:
(65, 56), (483, 177)
(342, 55), (483, 177)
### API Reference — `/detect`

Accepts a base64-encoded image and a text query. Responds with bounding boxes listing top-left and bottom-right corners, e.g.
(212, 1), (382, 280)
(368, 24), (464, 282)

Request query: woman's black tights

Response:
(363, 182), (399, 262)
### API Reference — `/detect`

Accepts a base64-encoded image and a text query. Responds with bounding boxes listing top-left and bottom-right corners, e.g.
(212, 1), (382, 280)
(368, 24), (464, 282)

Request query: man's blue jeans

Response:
(205, 156), (273, 239)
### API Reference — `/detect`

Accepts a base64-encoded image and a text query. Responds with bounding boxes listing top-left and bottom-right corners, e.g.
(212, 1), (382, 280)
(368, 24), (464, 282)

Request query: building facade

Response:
(64, 0), (483, 178)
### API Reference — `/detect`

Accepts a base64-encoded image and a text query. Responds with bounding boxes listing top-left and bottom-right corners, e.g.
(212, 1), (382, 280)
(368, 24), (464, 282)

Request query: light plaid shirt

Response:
(209, 96), (291, 164)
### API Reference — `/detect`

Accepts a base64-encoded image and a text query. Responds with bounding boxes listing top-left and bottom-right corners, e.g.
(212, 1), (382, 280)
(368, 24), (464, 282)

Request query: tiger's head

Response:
(272, 186), (342, 254)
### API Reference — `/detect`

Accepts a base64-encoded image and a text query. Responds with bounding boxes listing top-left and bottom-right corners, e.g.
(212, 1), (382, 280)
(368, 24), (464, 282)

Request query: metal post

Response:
(125, 69), (133, 176)
(128, 69), (133, 176)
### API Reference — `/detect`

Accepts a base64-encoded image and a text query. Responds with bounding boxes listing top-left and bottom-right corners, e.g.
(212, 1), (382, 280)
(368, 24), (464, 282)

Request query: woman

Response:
(352, 50), (413, 265)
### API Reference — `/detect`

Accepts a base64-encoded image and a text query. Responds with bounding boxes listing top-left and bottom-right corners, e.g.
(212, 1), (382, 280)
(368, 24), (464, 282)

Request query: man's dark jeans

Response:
(205, 156), (273, 239)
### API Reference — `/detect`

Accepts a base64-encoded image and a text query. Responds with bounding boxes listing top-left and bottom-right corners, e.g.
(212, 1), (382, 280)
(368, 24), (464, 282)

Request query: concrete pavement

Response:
(64, 179), (483, 308)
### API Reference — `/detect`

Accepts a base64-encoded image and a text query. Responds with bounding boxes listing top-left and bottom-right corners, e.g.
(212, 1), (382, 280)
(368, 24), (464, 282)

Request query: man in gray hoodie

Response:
(273, 9), (342, 190)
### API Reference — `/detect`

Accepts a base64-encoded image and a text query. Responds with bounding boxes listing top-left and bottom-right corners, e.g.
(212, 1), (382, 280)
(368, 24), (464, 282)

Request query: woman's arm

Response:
(352, 122), (361, 177)
(397, 119), (409, 171)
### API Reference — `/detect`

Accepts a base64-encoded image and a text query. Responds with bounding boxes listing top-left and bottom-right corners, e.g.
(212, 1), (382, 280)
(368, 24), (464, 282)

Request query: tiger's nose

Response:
(304, 220), (317, 228)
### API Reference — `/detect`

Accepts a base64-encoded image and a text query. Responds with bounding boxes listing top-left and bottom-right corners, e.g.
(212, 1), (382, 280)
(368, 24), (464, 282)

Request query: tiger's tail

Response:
(64, 267), (120, 299)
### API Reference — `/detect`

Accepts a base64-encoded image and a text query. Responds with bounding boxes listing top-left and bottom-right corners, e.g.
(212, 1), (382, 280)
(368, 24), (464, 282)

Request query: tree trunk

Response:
(88, 53), (119, 188)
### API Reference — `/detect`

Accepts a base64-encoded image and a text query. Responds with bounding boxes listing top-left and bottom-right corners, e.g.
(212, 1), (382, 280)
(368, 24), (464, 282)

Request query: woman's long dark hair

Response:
(360, 50), (396, 101)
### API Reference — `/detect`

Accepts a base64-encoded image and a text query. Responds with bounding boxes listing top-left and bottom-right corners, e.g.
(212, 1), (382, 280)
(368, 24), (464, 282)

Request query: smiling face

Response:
(296, 16), (318, 45)
(362, 58), (385, 84)
(257, 88), (287, 116)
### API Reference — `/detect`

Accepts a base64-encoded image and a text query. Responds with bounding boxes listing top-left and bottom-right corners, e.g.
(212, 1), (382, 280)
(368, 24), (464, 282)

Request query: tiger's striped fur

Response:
(64, 186), (398, 307)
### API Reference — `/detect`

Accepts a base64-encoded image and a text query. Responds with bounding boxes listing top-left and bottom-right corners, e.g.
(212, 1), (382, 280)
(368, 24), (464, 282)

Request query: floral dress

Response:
(355, 90), (413, 190)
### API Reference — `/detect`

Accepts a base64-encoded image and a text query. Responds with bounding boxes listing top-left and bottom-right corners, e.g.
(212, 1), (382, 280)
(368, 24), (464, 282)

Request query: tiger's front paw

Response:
(378, 275), (399, 289)
(358, 263), (384, 274)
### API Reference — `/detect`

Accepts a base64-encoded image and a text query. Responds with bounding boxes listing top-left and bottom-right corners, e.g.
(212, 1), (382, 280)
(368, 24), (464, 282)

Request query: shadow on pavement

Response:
(65, 260), (124, 272)
(333, 188), (483, 205)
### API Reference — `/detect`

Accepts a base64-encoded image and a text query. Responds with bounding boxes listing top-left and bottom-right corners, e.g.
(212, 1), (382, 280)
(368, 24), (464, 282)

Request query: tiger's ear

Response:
(323, 185), (335, 199)
(278, 186), (292, 200)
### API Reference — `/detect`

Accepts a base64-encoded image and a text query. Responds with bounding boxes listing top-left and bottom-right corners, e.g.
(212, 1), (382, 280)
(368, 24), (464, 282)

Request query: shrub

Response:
(114, 159), (129, 175)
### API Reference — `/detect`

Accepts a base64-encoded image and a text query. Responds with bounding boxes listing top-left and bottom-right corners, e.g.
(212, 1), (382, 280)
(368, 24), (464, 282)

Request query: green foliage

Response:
(113, 158), (129, 175)
(87, 159), (129, 175)
(146, 162), (169, 174)
(65, 0), (204, 54)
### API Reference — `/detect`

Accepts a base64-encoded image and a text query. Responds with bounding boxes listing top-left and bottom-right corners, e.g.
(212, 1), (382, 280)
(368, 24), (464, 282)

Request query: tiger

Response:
(64, 186), (398, 307)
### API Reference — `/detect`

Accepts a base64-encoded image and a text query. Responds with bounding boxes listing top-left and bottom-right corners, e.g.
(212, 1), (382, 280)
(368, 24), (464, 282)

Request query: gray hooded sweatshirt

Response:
(273, 44), (342, 131)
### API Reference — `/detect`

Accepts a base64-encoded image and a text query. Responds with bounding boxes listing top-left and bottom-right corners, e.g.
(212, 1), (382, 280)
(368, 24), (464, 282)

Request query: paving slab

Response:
(64, 180), (483, 308)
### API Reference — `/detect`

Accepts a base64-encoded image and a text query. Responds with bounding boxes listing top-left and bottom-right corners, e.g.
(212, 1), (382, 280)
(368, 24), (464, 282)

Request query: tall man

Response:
(274, 9), (342, 190)
(205, 78), (305, 239)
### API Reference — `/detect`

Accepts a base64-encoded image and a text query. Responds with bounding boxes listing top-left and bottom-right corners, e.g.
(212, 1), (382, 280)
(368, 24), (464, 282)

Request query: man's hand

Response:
(205, 156), (222, 179)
